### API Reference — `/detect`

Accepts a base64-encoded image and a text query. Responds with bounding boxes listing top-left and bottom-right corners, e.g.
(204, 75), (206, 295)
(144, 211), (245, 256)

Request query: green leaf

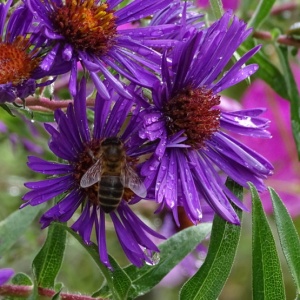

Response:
(32, 223), (66, 289)
(124, 223), (212, 299)
(239, 40), (290, 100)
(269, 188), (300, 295)
(5, 104), (55, 122)
(180, 179), (243, 300)
(0, 104), (15, 117)
(276, 46), (300, 159)
(11, 273), (33, 286)
(51, 283), (63, 300)
(102, 255), (132, 300)
(250, 183), (286, 300)
(209, 0), (223, 19)
(18, 108), (55, 122)
(54, 222), (131, 300)
(92, 285), (111, 298)
(0, 206), (42, 256)
(51, 292), (61, 300)
(54, 282), (64, 293)
(248, 0), (276, 29)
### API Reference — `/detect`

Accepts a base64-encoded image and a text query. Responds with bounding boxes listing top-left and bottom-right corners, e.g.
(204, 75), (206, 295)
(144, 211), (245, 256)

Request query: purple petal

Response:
(27, 156), (73, 174)
(115, 0), (172, 24)
(74, 78), (91, 143)
(220, 109), (271, 138)
(96, 209), (111, 268)
(71, 204), (95, 244)
(0, 268), (14, 286)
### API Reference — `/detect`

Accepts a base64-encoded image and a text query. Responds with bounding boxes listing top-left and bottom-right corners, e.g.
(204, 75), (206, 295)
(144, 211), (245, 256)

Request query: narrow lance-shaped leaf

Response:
(250, 183), (285, 300)
(32, 223), (66, 289)
(269, 188), (300, 296)
(179, 179), (243, 300)
(276, 45), (300, 159)
(123, 222), (212, 299)
(0, 205), (42, 256)
(248, 0), (276, 29)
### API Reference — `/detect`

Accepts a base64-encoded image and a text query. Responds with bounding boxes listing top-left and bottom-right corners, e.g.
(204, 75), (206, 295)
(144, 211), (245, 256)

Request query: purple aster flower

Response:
(25, 0), (179, 98)
(0, 268), (14, 286)
(22, 79), (163, 269)
(138, 11), (273, 225)
(0, 0), (56, 103)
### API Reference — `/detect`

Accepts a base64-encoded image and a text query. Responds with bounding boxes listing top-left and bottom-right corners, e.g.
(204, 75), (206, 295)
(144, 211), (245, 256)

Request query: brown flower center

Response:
(50, 0), (117, 54)
(0, 36), (40, 85)
(164, 87), (221, 149)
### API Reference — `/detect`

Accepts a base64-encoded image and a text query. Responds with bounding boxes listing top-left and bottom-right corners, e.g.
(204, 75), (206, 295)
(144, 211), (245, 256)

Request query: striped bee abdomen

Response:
(99, 175), (124, 213)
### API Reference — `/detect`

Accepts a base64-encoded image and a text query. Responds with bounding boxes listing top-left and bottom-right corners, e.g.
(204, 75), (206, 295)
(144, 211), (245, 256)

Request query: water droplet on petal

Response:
(144, 250), (160, 266)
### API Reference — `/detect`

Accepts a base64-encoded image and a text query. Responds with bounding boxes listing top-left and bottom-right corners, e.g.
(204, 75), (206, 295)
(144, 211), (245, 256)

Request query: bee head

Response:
(101, 137), (122, 146)
(101, 137), (124, 161)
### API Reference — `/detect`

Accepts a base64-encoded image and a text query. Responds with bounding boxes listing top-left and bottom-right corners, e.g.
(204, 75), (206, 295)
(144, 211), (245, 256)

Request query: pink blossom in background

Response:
(196, 0), (240, 10)
(240, 67), (300, 217)
(117, 22), (140, 30)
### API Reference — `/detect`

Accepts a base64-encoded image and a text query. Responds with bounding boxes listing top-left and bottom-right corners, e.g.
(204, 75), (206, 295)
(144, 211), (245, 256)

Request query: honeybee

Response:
(80, 137), (147, 213)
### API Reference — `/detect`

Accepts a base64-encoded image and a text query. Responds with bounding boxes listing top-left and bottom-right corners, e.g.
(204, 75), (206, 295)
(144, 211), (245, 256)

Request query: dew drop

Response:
(144, 250), (160, 266)
(151, 252), (160, 265)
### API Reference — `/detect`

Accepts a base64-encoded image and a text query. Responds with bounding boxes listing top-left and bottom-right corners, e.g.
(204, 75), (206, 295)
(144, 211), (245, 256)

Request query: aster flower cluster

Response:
(0, 0), (274, 270)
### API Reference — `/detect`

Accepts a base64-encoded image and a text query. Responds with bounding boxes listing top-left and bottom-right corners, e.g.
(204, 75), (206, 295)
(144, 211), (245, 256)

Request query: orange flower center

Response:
(0, 36), (40, 85)
(50, 0), (117, 54)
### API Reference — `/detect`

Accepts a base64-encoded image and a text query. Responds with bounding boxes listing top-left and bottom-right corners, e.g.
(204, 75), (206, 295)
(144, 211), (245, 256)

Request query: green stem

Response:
(14, 97), (96, 111)
(0, 284), (106, 299)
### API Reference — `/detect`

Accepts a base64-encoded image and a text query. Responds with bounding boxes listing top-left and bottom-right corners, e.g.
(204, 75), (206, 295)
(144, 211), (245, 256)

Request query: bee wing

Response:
(80, 160), (102, 188)
(122, 165), (147, 198)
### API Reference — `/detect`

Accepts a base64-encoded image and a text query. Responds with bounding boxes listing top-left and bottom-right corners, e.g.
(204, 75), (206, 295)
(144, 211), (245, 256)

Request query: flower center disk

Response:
(0, 37), (40, 85)
(50, 0), (117, 54)
(164, 88), (221, 149)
